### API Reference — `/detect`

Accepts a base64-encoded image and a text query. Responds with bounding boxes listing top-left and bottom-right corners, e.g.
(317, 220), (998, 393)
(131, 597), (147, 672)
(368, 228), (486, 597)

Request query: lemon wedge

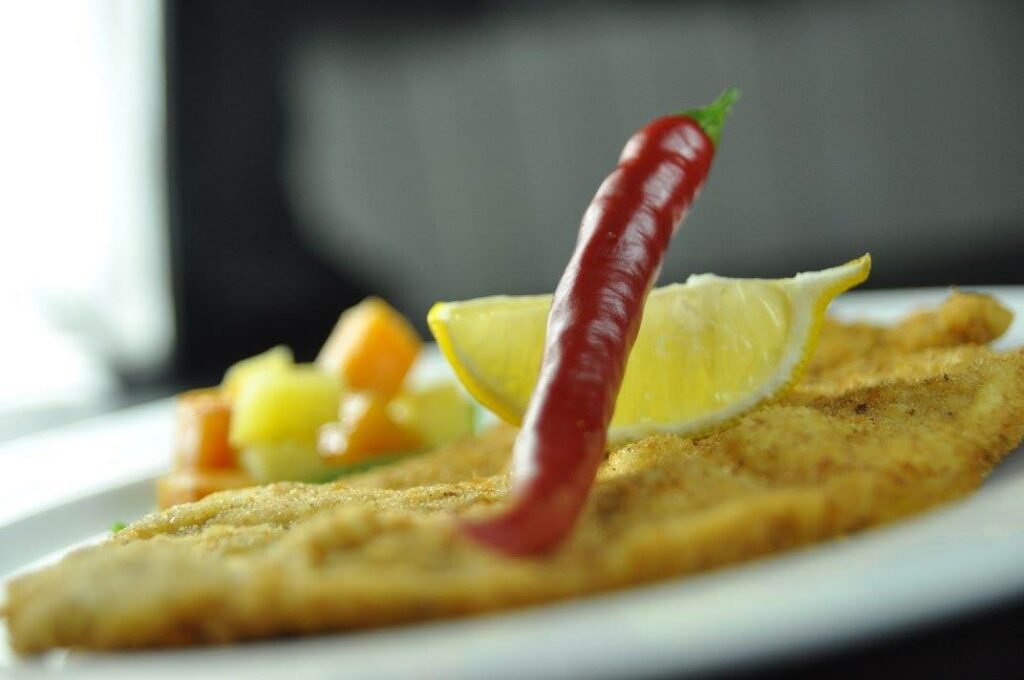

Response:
(428, 254), (870, 441)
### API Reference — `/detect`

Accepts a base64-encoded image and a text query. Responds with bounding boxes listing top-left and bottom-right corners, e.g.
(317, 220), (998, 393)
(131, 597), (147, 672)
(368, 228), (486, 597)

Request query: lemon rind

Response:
(607, 254), (871, 442)
(429, 254), (871, 441)
(428, 301), (528, 426)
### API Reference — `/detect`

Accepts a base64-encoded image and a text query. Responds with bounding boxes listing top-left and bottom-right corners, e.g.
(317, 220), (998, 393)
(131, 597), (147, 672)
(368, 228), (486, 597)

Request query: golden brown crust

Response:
(4, 296), (1023, 654)
(807, 291), (1012, 376)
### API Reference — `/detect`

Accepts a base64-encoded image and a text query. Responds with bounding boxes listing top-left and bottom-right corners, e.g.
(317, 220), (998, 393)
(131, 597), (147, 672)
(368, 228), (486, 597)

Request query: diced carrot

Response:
(155, 468), (254, 509)
(318, 392), (422, 465)
(316, 297), (421, 397)
(174, 388), (237, 470)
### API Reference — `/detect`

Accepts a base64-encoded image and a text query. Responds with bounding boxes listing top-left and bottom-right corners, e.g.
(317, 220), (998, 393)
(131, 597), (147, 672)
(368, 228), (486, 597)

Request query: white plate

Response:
(2, 286), (1024, 679)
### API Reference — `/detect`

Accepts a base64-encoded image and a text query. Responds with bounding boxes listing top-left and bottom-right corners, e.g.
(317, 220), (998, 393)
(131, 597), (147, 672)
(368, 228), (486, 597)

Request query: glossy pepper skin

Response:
(462, 90), (737, 555)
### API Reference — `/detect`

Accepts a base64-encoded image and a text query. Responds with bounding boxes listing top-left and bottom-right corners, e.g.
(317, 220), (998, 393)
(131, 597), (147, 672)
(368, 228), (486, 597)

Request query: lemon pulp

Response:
(428, 255), (870, 441)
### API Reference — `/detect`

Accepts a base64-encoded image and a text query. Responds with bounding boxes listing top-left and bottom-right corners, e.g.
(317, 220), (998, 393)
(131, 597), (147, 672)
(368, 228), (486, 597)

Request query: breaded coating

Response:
(7, 348), (1023, 653)
(4, 296), (1023, 654)
(342, 424), (516, 491)
(807, 291), (1012, 376)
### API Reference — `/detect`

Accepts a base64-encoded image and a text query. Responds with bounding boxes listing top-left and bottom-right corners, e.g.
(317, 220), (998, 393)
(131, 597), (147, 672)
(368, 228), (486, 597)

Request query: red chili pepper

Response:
(462, 89), (738, 555)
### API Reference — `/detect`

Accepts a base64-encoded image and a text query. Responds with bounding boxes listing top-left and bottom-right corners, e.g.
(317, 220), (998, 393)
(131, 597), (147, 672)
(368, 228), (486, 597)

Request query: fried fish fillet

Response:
(807, 291), (1012, 376)
(5, 298), (1024, 654)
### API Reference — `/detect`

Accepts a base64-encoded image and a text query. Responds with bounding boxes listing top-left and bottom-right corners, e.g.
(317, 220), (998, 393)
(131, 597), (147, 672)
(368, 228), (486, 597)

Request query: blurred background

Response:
(1, 0), (1022, 440)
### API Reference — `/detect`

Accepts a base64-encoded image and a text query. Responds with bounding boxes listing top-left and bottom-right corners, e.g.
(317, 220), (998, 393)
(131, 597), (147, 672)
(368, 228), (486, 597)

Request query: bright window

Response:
(0, 0), (171, 438)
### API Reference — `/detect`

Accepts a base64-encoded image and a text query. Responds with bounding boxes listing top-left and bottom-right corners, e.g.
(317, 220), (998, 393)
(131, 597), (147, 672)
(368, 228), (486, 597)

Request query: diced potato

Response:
(316, 297), (421, 397)
(319, 392), (422, 465)
(230, 365), (342, 447)
(173, 388), (236, 469)
(156, 468), (254, 509)
(222, 345), (294, 400)
(388, 382), (475, 448)
(239, 441), (341, 484)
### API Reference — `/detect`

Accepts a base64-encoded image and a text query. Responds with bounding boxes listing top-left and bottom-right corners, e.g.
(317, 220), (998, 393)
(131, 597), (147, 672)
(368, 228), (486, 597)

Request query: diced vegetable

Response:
(239, 441), (342, 484)
(388, 382), (474, 448)
(222, 345), (293, 400)
(156, 468), (254, 509)
(173, 388), (236, 469)
(319, 392), (421, 465)
(160, 300), (434, 496)
(230, 365), (342, 447)
(316, 297), (421, 397)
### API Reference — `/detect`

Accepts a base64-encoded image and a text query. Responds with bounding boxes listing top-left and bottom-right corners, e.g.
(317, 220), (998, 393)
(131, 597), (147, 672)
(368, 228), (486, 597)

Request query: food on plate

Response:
(430, 256), (870, 440)
(5, 294), (1023, 653)
(155, 298), (471, 507)
(230, 364), (342, 447)
(155, 468), (255, 511)
(5, 84), (1022, 654)
(456, 89), (738, 554)
(387, 382), (475, 449)
(239, 441), (340, 485)
(222, 345), (294, 400)
(316, 296), (422, 397)
(172, 389), (237, 469)
(807, 290), (1014, 377)
(316, 383), (478, 468)
(318, 392), (423, 464)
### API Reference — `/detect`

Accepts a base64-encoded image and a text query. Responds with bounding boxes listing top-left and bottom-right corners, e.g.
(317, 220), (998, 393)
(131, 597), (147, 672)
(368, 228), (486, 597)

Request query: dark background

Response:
(165, 0), (1024, 386)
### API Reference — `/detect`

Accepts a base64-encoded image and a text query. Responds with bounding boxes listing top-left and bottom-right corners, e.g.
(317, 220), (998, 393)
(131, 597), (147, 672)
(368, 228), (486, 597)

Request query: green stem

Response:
(682, 87), (739, 147)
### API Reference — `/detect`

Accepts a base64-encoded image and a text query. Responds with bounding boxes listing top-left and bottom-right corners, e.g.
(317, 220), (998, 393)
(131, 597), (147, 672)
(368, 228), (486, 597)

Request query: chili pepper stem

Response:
(682, 87), (739, 147)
